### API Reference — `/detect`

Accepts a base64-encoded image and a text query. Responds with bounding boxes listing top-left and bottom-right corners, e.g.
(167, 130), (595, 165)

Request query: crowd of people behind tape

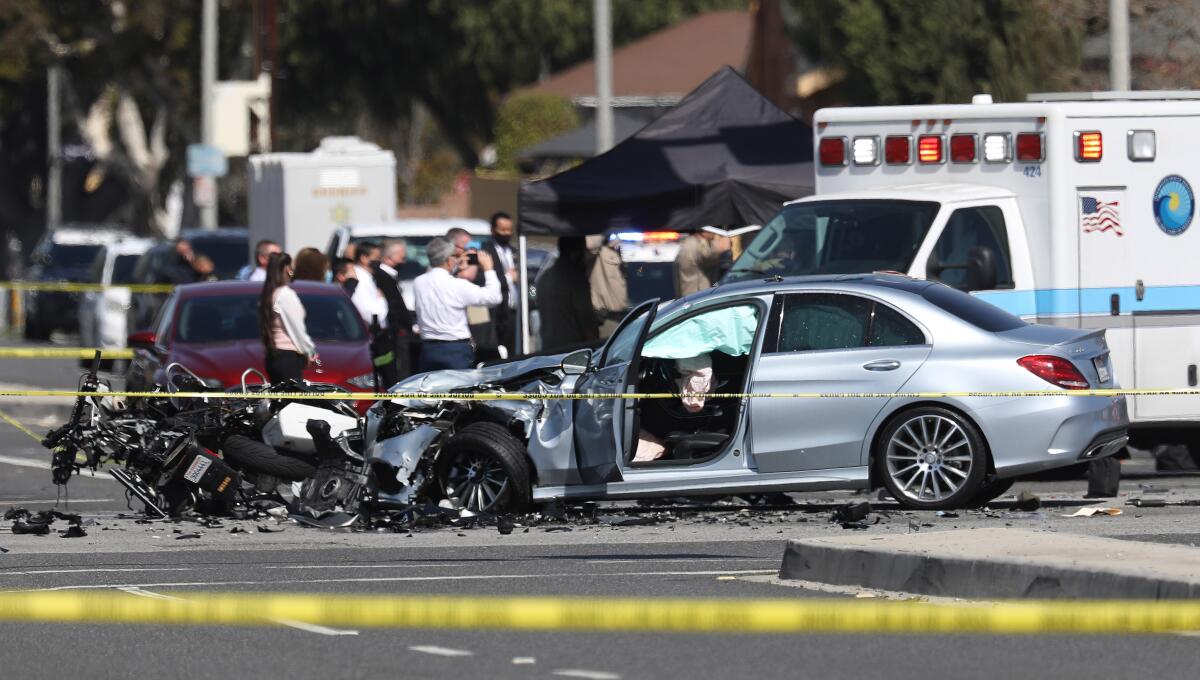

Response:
(167, 213), (738, 389)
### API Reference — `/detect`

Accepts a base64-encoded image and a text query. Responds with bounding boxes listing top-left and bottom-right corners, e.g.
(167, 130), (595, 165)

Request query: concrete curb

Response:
(780, 528), (1200, 600)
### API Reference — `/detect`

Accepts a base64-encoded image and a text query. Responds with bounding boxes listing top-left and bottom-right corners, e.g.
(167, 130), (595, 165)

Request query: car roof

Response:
(45, 226), (133, 245)
(106, 238), (157, 256)
(670, 273), (936, 312)
(342, 219), (489, 238)
(173, 280), (349, 298)
(179, 227), (248, 240)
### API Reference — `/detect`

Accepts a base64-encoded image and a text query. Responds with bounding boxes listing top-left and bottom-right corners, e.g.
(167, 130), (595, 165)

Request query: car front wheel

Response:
(435, 422), (531, 514)
(875, 406), (987, 510)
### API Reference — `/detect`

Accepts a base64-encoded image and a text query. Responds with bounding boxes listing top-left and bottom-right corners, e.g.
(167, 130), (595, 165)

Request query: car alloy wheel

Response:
(884, 411), (977, 505)
(441, 451), (511, 513)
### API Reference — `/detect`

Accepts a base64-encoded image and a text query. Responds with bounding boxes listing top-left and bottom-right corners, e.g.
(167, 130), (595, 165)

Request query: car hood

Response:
(391, 352), (570, 395)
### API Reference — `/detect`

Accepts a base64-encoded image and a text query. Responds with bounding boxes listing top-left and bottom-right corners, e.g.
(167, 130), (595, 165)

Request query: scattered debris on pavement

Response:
(1065, 507), (1122, 517)
(1011, 491), (1041, 511)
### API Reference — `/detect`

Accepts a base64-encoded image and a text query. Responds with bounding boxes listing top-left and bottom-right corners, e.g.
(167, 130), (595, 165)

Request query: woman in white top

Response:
(258, 252), (318, 384)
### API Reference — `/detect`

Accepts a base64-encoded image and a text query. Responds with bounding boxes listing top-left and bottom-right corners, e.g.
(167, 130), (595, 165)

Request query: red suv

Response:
(127, 281), (376, 410)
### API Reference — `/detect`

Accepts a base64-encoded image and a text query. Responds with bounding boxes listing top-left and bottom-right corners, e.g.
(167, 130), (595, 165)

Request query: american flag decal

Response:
(1081, 196), (1123, 236)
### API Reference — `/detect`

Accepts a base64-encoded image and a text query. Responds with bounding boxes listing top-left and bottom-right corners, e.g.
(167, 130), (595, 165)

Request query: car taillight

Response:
(1016, 132), (1043, 162)
(1017, 355), (1090, 390)
(819, 137), (847, 166)
(1075, 131), (1102, 162)
(884, 136), (911, 164)
(917, 135), (944, 164)
(949, 134), (977, 163)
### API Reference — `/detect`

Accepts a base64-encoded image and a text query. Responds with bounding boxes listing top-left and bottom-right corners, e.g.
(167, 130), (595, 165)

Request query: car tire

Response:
(875, 406), (988, 510)
(221, 434), (316, 482)
(962, 477), (1015, 509)
(434, 422), (531, 514)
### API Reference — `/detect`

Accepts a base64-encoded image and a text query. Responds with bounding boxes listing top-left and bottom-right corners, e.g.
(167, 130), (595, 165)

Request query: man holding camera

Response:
(412, 237), (502, 371)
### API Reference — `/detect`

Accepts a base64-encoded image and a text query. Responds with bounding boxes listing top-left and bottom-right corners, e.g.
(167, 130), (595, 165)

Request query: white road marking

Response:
(0, 568), (194, 577)
(586, 558), (779, 564)
(0, 498), (115, 504)
(512, 657), (537, 665)
(553, 670), (621, 679)
(29, 569), (777, 592)
(0, 454), (49, 470)
(262, 563), (461, 570)
(118, 586), (359, 637)
(409, 645), (474, 657)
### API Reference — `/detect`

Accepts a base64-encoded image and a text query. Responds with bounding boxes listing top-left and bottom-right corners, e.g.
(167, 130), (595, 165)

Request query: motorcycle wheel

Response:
(221, 435), (316, 482)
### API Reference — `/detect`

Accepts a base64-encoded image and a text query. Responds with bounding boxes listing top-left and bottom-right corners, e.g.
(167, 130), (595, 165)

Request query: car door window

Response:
(932, 205), (1013, 289)
(603, 303), (655, 367)
(775, 293), (925, 352)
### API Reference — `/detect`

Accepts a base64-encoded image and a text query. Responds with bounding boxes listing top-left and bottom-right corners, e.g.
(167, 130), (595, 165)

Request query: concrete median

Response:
(780, 528), (1200, 600)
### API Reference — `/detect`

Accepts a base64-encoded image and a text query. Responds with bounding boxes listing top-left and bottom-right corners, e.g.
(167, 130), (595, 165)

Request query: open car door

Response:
(572, 299), (659, 485)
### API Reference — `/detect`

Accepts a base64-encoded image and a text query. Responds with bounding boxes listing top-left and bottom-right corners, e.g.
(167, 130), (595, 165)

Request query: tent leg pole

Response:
(518, 234), (530, 356)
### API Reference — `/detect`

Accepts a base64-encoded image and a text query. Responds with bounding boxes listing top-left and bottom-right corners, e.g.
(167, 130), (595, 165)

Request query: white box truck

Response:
(728, 92), (1200, 452)
(248, 136), (396, 256)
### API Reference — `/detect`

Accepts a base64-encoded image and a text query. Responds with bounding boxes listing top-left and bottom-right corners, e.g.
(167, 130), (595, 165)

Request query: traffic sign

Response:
(187, 144), (228, 178)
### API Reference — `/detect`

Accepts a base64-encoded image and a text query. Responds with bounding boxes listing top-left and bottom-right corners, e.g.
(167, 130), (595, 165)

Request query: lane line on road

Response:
(118, 586), (359, 637)
(0, 498), (115, 504)
(1, 568), (195, 577)
(26, 569), (779, 592)
(553, 670), (621, 679)
(585, 558), (778, 564)
(0, 454), (49, 470)
(261, 563), (462, 570)
(409, 645), (474, 657)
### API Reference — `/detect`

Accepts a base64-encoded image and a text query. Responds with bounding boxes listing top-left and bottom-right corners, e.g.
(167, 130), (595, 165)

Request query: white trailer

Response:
(729, 92), (1200, 445)
(248, 136), (396, 256)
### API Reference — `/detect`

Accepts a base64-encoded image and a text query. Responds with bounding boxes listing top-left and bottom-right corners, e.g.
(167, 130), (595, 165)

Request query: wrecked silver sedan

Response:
(364, 274), (1128, 512)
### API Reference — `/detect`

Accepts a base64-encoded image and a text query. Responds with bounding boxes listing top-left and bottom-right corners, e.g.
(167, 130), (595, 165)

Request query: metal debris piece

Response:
(1010, 491), (1041, 511)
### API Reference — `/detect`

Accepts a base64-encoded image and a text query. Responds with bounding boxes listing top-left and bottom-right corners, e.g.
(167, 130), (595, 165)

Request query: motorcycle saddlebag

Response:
(175, 448), (241, 503)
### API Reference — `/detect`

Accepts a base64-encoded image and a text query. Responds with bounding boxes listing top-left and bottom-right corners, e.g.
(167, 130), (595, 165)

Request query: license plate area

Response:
(1093, 354), (1111, 383)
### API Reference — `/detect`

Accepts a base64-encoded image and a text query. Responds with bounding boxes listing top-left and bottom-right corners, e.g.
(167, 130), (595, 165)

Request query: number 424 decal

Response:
(1023, 165), (1042, 178)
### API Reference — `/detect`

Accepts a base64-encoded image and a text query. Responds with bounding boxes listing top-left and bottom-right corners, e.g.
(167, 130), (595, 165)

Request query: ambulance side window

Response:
(931, 206), (1012, 290)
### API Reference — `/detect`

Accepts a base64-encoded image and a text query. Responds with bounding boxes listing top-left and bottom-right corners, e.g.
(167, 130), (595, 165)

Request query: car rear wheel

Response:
(435, 422), (531, 514)
(876, 406), (987, 510)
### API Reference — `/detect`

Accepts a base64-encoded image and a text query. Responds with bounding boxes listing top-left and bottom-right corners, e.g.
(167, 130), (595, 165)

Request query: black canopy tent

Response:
(517, 66), (815, 236)
(514, 66), (815, 351)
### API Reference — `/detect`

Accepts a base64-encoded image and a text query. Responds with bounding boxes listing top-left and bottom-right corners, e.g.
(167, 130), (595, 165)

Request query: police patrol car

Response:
(728, 91), (1200, 453)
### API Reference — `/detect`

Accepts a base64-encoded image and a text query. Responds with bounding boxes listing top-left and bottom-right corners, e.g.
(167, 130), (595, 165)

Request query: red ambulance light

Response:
(819, 137), (847, 166)
(1015, 132), (1044, 162)
(884, 136), (911, 165)
(917, 135), (944, 164)
(950, 134), (977, 163)
(1075, 131), (1103, 162)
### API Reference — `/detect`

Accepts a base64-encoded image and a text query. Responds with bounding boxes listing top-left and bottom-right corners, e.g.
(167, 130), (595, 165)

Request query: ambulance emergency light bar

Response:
(818, 129), (1078, 167)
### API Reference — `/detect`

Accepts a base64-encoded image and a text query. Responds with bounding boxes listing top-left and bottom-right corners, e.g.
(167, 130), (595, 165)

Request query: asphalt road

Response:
(2, 337), (1200, 678)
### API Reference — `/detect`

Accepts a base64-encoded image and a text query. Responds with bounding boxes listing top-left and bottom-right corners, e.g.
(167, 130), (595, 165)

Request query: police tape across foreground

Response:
(0, 387), (1197, 401)
(2, 591), (1200, 635)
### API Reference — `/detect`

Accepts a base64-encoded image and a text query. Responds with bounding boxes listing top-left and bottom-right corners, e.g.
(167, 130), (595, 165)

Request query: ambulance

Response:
(726, 92), (1200, 449)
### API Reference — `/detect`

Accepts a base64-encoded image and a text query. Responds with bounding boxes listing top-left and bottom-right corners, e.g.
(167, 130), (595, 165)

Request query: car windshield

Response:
(47, 244), (102, 270)
(626, 261), (675, 305)
(175, 293), (365, 343)
(192, 240), (247, 279)
(349, 235), (447, 281)
(112, 254), (140, 284)
(725, 200), (939, 282)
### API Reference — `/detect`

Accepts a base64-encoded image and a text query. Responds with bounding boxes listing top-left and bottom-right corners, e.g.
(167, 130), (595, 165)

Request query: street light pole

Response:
(1109, 0), (1131, 91)
(46, 65), (62, 233)
(200, 0), (218, 229)
(593, 0), (614, 154)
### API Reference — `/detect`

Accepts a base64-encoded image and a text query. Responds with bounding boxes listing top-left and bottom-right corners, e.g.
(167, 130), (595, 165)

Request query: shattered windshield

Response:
(724, 200), (939, 282)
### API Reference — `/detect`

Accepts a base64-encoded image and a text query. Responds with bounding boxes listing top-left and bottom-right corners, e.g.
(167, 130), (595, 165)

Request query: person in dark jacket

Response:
(371, 240), (414, 386)
(536, 237), (599, 351)
(473, 212), (518, 356)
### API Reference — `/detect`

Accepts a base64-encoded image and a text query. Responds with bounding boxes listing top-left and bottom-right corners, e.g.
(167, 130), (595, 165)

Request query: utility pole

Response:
(1109, 0), (1131, 91)
(46, 65), (62, 233)
(593, 0), (614, 154)
(200, 0), (218, 229)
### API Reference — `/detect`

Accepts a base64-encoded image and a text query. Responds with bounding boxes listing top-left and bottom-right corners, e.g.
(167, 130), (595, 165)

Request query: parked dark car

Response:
(128, 227), (249, 334)
(24, 224), (131, 340)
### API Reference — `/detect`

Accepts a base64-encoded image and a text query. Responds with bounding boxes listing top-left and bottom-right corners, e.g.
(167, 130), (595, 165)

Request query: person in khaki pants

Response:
(588, 236), (629, 338)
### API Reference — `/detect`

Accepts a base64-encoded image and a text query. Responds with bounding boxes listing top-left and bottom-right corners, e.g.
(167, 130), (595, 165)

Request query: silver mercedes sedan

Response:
(366, 274), (1129, 511)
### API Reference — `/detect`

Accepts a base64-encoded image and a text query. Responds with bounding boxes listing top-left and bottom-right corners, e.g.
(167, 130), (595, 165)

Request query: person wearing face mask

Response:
(536, 237), (599, 351)
(472, 212), (518, 356)
(332, 258), (358, 293)
(258, 252), (318, 384)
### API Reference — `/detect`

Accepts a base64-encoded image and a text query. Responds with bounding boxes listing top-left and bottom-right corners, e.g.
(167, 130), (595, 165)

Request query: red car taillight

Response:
(1017, 355), (1090, 390)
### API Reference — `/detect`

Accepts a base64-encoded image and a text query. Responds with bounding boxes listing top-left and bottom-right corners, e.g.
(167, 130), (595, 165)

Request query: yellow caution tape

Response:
(0, 387), (1181, 401)
(0, 347), (133, 360)
(0, 407), (43, 443)
(0, 591), (1199, 634)
(0, 281), (174, 293)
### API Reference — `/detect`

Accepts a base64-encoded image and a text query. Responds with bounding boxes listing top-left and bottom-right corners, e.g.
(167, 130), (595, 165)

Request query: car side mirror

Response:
(560, 348), (592, 375)
(127, 330), (157, 349)
(966, 246), (998, 291)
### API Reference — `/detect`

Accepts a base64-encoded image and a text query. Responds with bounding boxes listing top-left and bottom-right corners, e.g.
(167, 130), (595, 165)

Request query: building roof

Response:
(525, 10), (752, 106)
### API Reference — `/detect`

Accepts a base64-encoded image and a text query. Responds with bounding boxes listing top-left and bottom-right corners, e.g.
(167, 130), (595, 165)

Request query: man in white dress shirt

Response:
(413, 237), (501, 371)
(350, 241), (388, 329)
